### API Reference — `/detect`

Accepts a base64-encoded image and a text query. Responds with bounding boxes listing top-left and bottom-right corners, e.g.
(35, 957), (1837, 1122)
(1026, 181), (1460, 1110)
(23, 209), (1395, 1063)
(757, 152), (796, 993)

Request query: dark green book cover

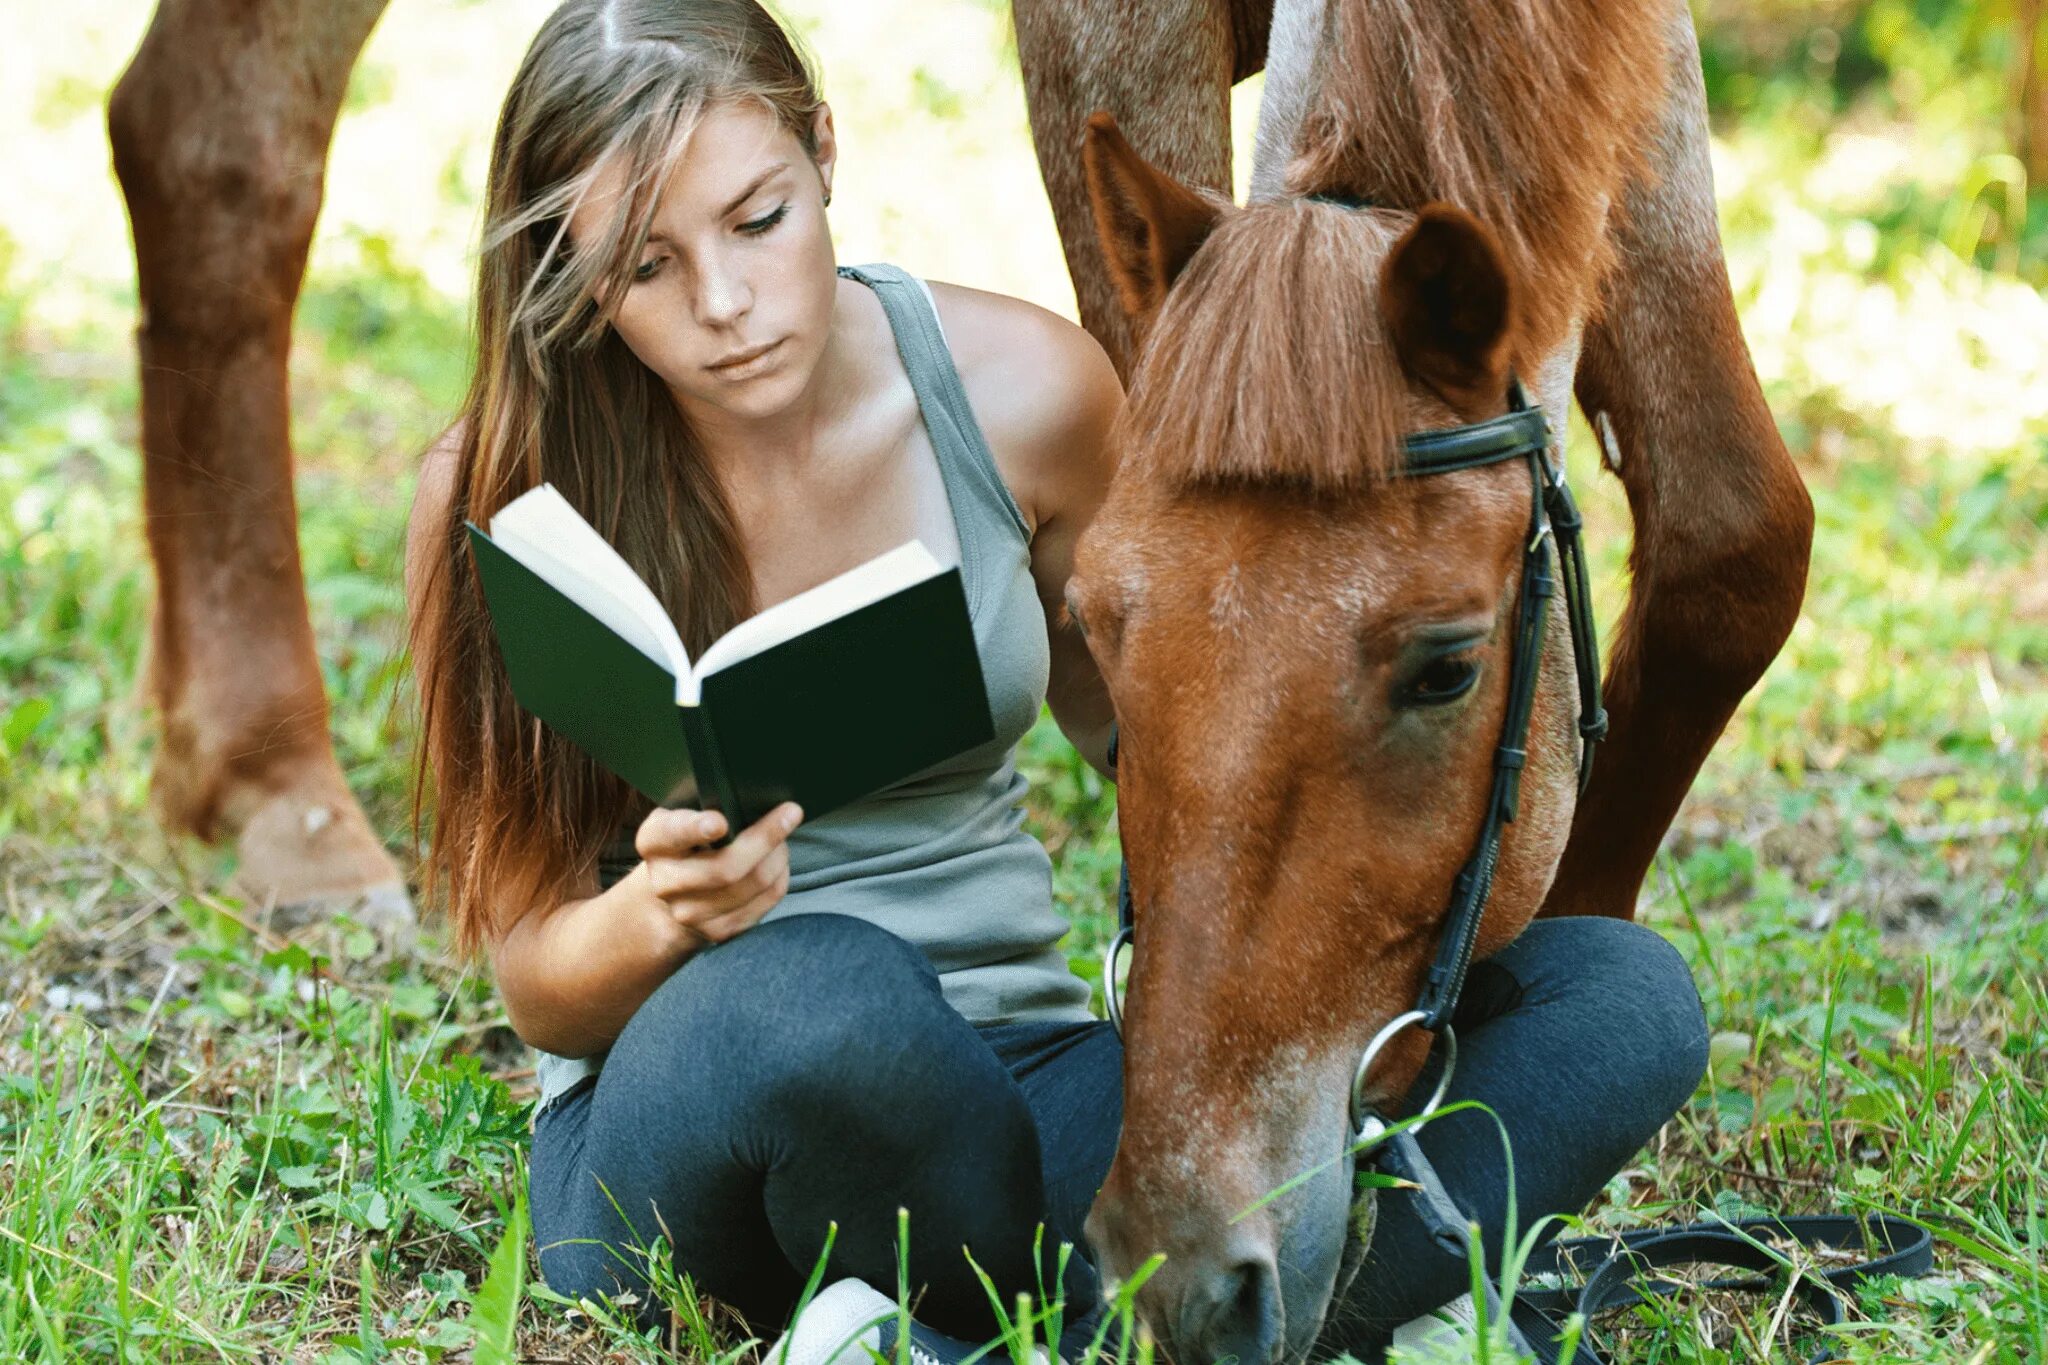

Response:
(464, 522), (994, 835)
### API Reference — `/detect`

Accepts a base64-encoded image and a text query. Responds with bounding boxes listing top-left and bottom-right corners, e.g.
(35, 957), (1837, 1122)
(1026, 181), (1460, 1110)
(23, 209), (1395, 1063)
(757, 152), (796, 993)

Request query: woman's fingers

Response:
(703, 802), (802, 886)
(702, 837), (790, 913)
(685, 860), (794, 945)
(635, 805), (726, 860)
(644, 802), (801, 903)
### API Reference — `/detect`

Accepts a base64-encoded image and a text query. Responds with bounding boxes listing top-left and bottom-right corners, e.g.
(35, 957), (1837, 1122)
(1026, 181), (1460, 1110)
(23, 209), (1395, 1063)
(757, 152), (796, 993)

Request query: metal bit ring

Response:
(1349, 1010), (1458, 1147)
(1103, 926), (1134, 1037)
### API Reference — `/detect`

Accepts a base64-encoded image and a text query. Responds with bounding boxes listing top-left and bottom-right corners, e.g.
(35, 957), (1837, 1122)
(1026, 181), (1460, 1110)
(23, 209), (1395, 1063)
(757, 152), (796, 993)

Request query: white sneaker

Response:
(1387, 1290), (1477, 1351)
(764, 1278), (1058, 1365)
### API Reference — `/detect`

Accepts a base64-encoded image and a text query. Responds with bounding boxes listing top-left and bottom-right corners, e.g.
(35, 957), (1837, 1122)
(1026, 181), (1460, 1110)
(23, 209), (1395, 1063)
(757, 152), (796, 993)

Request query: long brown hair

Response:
(408, 0), (824, 959)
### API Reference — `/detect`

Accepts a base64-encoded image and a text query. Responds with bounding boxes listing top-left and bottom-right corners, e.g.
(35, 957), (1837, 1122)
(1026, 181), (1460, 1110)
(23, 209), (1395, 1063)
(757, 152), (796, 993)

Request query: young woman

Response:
(404, 2), (1710, 1360)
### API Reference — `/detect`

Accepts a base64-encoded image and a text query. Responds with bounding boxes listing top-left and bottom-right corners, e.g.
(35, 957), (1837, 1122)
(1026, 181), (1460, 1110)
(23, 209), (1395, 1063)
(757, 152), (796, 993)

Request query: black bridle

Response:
(1349, 375), (1608, 1136)
(1100, 375), (1609, 1148)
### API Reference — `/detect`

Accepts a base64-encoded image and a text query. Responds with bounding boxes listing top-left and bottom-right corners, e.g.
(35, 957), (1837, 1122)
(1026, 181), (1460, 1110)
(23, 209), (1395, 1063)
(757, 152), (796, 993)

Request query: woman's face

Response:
(569, 98), (839, 424)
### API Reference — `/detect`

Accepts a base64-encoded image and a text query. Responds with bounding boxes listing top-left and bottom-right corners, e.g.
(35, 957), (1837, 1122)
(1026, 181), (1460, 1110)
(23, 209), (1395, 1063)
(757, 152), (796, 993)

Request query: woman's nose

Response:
(693, 259), (752, 327)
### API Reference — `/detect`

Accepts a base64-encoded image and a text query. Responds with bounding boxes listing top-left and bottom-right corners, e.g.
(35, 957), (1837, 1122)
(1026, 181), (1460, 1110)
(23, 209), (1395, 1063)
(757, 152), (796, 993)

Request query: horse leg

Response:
(108, 0), (413, 935)
(1012, 0), (1269, 377)
(1546, 3), (1815, 920)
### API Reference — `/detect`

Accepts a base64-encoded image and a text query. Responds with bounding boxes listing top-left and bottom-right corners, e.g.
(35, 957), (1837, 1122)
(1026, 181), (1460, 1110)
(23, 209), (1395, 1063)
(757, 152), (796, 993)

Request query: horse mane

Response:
(1120, 0), (1665, 495)
(1285, 0), (1667, 360)
(1119, 202), (1416, 494)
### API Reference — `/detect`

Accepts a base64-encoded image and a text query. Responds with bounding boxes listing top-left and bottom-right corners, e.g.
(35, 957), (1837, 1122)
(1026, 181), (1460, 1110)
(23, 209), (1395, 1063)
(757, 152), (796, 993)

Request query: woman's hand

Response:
(635, 801), (803, 948)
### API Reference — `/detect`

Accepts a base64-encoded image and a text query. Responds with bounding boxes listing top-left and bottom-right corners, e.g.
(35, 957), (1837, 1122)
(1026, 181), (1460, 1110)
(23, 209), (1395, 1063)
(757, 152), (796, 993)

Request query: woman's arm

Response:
(489, 803), (798, 1055)
(490, 865), (703, 1057)
(931, 283), (1125, 779)
(1026, 335), (1122, 778)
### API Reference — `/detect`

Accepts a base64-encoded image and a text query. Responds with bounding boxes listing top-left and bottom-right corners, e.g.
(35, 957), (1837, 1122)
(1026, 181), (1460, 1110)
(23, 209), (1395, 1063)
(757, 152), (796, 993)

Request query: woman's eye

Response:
(740, 203), (790, 236)
(630, 204), (787, 283)
(1400, 653), (1480, 707)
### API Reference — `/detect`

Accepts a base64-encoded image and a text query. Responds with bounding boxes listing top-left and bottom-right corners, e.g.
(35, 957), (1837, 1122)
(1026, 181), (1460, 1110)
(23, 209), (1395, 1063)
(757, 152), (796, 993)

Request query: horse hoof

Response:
(230, 783), (415, 944)
(266, 878), (420, 954)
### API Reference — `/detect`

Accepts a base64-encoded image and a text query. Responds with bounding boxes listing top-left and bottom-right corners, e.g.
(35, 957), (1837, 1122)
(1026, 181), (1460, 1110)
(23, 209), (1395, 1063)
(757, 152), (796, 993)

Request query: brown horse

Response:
(1015, 0), (1813, 1360)
(106, 0), (412, 930)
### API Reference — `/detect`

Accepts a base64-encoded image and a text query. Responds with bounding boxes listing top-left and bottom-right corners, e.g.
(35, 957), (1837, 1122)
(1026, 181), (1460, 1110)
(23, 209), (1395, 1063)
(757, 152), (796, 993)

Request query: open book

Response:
(465, 483), (994, 836)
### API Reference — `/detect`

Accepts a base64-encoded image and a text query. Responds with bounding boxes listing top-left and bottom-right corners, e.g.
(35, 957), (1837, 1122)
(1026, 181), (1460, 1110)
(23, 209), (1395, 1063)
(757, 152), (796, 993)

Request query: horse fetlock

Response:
(147, 709), (231, 843)
(147, 723), (420, 945)
(146, 680), (367, 856)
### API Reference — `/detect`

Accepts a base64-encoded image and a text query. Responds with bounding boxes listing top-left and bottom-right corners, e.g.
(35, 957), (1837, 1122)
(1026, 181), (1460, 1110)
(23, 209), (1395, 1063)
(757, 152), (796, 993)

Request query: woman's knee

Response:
(1638, 926), (1713, 1111)
(1503, 917), (1711, 1110)
(1589, 918), (1710, 1109)
(614, 913), (935, 1059)
(605, 912), (979, 1120)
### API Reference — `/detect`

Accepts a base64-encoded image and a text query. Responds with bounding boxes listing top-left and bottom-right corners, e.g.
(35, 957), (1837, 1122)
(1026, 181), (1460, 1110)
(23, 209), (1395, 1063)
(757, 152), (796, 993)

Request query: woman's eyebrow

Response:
(717, 163), (788, 217)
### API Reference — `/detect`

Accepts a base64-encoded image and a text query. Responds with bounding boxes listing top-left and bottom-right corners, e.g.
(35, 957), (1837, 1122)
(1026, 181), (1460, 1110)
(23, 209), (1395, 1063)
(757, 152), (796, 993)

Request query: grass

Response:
(2, 0), (2044, 1360)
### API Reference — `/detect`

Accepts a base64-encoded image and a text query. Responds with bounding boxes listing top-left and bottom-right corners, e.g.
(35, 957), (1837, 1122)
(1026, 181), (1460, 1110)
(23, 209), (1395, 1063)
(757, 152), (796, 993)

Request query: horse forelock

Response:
(1284, 0), (1666, 358)
(1117, 201), (1415, 496)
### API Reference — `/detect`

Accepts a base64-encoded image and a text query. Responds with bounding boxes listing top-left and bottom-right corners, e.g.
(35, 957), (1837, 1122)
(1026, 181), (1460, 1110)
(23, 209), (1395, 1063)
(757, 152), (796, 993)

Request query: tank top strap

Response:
(836, 262), (1033, 554)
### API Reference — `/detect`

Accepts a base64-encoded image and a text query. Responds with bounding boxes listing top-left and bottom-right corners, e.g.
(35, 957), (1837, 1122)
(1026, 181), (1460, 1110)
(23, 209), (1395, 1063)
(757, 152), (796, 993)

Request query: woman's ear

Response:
(1378, 202), (1516, 418)
(1080, 111), (1227, 328)
(810, 102), (837, 201)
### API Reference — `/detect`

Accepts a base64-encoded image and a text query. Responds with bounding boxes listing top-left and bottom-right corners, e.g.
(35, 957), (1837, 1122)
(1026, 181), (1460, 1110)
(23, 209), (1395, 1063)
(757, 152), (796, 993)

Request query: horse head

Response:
(1070, 112), (1589, 1364)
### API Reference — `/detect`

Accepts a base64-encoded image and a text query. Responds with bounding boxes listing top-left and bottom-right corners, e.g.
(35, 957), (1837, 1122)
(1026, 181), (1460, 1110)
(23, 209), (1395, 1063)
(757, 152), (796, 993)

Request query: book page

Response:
(490, 484), (691, 681)
(688, 539), (944, 700)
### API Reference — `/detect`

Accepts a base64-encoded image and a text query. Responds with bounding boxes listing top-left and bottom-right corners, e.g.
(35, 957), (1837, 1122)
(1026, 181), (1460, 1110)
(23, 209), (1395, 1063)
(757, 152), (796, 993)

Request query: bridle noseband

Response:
(1100, 377), (1608, 1148)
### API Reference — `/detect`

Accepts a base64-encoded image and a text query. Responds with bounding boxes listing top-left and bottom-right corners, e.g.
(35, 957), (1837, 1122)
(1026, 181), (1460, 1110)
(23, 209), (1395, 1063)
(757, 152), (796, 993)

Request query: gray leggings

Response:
(529, 912), (1708, 1354)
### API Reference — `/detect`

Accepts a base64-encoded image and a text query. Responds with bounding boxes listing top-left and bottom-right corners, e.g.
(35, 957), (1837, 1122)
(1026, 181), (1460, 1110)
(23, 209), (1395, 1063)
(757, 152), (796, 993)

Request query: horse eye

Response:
(1400, 653), (1480, 707)
(1063, 586), (1089, 636)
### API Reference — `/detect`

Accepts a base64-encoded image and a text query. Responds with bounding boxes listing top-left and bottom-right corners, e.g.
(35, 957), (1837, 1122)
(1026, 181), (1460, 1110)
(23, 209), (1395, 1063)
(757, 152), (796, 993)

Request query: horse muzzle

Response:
(1084, 1143), (1353, 1365)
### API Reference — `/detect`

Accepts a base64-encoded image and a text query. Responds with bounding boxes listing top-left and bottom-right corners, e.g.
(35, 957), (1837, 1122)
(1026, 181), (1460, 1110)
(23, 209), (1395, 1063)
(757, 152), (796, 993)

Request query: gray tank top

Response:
(529, 261), (1096, 1112)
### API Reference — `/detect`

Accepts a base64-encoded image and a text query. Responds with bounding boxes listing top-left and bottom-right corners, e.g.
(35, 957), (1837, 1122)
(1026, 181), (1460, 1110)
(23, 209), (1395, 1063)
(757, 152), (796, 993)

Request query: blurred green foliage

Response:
(1697, 0), (2046, 277)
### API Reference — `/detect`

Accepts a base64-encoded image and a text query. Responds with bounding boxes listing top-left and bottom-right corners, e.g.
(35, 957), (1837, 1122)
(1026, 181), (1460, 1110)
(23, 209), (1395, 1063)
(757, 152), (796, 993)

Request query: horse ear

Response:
(1081, 111), (1226, 325)
(1379, 203), (1516, 417)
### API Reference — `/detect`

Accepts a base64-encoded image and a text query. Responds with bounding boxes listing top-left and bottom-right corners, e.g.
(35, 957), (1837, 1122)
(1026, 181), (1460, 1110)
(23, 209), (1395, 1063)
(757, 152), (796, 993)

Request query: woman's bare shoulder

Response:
(922, 279), (1123, 536)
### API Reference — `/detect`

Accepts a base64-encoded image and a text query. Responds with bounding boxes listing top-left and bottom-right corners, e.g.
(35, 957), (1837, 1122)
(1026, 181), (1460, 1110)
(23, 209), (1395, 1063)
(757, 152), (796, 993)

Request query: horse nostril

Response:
(1183, 1257), (1283, 1365)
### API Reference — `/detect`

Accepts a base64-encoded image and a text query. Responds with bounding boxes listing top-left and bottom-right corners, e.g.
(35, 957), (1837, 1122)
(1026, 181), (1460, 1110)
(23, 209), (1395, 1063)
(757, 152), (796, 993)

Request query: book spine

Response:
(678, 704), (740, 845)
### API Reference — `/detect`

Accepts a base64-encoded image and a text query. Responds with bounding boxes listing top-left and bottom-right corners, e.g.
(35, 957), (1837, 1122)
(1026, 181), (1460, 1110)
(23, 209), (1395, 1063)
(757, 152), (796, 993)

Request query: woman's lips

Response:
(705, 338), (783, 378)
